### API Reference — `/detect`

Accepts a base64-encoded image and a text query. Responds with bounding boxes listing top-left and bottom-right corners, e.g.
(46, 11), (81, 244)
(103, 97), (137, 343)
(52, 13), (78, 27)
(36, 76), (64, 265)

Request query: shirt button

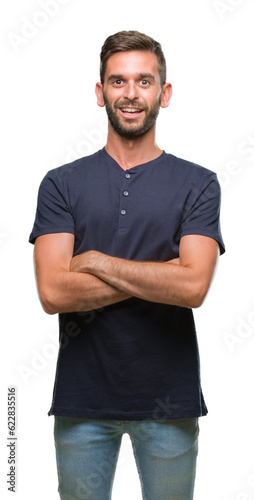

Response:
(121, 209), (126, 215)
(125, 173), (131, 179)
(123, 191), (129, 196)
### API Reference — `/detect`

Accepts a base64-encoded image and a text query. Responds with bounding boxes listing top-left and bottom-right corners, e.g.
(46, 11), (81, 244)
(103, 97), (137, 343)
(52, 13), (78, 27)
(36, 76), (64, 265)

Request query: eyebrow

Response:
(107, 74), (123, 83)
(139, 73), (156, 82)
(107, 73), (156, 83)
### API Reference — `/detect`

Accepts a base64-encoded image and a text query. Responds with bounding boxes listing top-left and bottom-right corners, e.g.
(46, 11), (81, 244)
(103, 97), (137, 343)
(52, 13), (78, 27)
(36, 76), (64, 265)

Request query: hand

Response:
(70, 250), (102, 273)
(167, 257), (181, 265)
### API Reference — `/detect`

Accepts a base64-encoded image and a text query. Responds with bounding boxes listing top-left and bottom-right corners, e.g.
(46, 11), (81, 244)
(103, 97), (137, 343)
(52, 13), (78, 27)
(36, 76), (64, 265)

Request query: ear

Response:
(160, 82), (173, 108)
(95, 82), (105, 107)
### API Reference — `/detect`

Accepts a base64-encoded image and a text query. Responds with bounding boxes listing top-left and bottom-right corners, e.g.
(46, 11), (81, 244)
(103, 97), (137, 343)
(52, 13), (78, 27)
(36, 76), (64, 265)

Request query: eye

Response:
(140, 79), (150, 86)
(113, 79), (124, 86)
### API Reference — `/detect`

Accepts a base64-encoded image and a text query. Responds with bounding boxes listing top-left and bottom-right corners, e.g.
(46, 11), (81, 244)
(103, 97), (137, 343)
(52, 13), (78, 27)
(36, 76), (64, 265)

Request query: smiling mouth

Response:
(119, 107), (144, 118)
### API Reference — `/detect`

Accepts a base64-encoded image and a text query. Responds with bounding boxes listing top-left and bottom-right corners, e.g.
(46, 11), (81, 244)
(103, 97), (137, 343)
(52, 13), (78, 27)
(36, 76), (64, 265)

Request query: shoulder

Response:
(162, 152), (217, 183)
(42, 149), (103, 186)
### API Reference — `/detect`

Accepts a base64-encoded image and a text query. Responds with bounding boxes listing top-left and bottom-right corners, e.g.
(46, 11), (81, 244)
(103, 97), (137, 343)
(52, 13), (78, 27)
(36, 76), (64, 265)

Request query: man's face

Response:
(98, 51), (165, 138)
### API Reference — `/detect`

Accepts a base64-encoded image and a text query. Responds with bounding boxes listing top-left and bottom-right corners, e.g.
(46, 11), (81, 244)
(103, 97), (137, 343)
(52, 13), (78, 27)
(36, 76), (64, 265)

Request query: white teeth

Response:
(121, 108), (141, 113)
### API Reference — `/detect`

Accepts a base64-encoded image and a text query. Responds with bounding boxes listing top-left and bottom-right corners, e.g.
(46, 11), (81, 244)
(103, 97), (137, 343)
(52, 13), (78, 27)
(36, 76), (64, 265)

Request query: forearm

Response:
(38, 269), (131, 315)
(70, 252), (202, 308)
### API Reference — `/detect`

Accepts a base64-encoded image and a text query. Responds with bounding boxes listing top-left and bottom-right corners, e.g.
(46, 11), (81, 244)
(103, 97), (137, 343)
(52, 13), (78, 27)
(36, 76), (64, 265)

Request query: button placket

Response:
(118, 171), (131, 228)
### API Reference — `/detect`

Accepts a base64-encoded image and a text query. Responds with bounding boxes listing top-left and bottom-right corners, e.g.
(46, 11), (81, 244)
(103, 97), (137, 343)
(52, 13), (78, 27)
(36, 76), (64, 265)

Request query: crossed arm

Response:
(34, 232), (219, 315)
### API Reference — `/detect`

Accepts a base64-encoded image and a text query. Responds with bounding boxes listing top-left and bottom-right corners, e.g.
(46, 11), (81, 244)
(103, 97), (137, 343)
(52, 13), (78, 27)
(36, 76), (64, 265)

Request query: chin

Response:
(110, 118), (156, 139)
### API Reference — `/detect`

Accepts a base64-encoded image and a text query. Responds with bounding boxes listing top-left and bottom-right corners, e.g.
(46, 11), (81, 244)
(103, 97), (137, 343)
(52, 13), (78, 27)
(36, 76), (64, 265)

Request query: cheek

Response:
(144, 89), (162, 108)
(156, 89), (163, 103)
(104, 91), (122, 109)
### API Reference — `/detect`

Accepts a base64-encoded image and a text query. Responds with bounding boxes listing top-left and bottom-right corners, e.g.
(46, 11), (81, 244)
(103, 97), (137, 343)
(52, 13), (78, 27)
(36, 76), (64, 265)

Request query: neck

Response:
(105, 123), (163, 170)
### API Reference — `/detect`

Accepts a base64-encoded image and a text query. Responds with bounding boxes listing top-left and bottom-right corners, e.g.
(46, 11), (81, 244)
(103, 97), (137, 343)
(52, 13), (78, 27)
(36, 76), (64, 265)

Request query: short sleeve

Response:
(29, 170), (75, 244)
(180, 173), (225, 255)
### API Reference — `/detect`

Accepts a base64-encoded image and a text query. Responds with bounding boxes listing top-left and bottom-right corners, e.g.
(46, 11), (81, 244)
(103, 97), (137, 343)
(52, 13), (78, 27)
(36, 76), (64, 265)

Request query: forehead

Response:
(105, 50), (160, 81)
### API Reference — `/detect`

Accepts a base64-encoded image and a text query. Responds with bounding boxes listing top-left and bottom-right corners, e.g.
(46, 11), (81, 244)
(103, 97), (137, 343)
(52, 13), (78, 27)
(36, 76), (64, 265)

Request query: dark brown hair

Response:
(100, 30), (167, 87)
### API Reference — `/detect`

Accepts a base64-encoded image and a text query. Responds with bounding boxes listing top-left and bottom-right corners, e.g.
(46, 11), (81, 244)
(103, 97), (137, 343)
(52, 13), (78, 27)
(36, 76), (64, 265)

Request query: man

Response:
(29, 30), (225, 500)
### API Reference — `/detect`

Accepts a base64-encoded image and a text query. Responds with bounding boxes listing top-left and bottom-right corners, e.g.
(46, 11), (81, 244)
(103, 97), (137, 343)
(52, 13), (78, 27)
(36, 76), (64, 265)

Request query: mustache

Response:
(114, 99), (148, 111)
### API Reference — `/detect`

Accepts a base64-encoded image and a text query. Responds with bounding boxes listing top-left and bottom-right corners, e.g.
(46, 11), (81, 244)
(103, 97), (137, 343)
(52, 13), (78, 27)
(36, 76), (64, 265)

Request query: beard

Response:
(103, 91), (162, 139)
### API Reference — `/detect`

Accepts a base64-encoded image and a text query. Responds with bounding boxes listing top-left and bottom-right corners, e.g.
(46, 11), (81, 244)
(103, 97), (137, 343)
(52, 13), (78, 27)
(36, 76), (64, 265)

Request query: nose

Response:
(124, 80), (139, 101)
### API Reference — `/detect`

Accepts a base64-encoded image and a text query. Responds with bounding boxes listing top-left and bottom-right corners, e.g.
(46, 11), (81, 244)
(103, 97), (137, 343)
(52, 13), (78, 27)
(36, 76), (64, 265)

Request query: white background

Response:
(1, 0), (254, 498)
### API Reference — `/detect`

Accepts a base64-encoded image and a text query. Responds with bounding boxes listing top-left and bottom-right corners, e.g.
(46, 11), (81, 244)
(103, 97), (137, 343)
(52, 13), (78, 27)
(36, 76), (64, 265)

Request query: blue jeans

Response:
(54, 416), (199, 500)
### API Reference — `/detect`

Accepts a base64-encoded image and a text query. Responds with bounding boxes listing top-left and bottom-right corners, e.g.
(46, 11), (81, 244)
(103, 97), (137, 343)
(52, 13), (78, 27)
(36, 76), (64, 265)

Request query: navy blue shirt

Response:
(29, 148), (225, 420)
